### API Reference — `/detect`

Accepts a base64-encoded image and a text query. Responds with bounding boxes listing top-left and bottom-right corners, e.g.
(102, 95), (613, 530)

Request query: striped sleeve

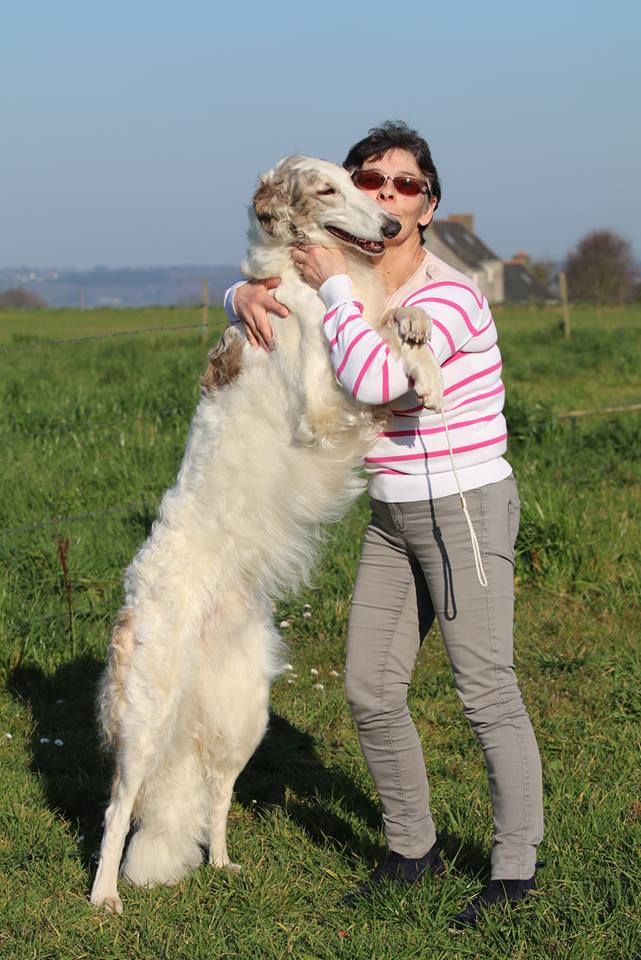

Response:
(319, 275), (418, 405)
(402, 280), (496, 364)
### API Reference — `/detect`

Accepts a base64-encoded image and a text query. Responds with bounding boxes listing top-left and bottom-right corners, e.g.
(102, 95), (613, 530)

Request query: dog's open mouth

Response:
(325, 225), (385, 255)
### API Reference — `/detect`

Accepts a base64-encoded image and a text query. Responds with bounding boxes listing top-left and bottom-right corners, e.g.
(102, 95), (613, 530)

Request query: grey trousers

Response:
(345, 475), (544, 879)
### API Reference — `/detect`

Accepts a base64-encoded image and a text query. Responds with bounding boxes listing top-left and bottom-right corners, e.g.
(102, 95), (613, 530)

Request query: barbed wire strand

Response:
(2, 405), (194, 441)
(0, 320), (219, 354)
(0, 501), (159, 538)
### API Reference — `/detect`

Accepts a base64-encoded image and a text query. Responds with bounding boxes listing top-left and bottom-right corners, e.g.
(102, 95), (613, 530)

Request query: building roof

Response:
(431, 220), (500, 268)
(503, 263), (554, 302)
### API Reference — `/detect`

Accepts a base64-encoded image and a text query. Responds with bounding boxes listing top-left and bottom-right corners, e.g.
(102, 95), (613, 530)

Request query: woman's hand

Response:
(234, 278), (289, 351)
(291, 245), (347, 290)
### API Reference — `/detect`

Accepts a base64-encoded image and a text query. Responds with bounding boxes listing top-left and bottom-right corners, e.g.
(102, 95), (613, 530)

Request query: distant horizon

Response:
(1, 262), (242, 272)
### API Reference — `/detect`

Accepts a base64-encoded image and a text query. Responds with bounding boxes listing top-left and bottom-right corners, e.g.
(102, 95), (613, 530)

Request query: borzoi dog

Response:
(90, 156), (443, 913)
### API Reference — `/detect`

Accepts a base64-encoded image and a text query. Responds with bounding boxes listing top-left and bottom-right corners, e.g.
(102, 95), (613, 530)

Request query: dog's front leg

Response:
(380, 307), (443, 412)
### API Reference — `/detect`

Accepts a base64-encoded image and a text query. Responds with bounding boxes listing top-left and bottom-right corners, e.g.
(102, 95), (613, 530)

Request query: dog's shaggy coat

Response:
(90, 157), (442, 913)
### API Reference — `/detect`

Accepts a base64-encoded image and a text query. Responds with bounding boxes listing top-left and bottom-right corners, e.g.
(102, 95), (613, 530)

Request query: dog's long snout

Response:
(382, 217), (402, 239)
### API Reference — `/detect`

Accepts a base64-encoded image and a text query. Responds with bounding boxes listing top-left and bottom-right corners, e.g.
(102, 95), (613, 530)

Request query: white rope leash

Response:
(436, 407), (488, 589)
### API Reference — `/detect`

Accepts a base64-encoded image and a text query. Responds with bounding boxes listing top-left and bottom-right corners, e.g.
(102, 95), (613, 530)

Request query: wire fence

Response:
(2, 318), (641, 543)
(557, 402), (641, 420)
(2, 404), (194, 441)
(0, 321), (211, 354)
(0, 503), (152, 538)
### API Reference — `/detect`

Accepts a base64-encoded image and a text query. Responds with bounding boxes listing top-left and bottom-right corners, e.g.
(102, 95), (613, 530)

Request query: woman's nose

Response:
(378, 179), (396, 199)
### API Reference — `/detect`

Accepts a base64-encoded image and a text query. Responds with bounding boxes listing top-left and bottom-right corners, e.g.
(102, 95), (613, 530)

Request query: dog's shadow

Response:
(9, 660), (488, 877)
(8, 657), (111, 870)
(8, 659), (384, 869)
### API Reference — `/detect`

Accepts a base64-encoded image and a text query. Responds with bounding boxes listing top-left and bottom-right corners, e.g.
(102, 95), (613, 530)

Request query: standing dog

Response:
(90, 157), (442, 913)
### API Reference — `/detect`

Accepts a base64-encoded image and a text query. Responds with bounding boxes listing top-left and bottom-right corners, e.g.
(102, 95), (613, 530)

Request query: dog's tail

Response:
(98, 606), (136, 748)
(121, 748), (208, 887)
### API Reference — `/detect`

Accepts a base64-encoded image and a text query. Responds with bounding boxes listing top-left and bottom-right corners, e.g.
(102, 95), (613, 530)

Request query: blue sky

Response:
(2, 0), (640, 269)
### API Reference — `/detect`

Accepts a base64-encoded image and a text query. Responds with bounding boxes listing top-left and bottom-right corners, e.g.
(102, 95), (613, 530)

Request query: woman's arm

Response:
(223, 278), (289, 351)
(321, 279), (496, 404)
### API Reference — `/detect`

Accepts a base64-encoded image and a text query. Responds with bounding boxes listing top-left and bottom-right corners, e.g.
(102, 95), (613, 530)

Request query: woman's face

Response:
(358, 148), (437, 247)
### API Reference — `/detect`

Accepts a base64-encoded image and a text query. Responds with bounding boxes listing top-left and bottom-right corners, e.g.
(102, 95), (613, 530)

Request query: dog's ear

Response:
(252, 173), (290, 237)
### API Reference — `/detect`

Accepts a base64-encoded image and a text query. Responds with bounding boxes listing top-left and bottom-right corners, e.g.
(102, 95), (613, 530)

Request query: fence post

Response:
(201, 279), (209, 344)
(559, 272), (571, 340)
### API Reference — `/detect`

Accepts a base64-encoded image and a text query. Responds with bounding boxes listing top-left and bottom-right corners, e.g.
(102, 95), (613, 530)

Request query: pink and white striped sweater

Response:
(318, 250), (512, 502)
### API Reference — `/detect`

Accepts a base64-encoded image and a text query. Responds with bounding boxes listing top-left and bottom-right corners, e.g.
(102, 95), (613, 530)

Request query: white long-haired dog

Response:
(90, 156), (442, 913)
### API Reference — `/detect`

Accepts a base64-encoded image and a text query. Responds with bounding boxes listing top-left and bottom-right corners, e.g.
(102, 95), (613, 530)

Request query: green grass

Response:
(1, 304), (640, 959)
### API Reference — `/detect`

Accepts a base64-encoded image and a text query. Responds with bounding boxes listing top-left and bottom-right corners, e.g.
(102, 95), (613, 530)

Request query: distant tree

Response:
(565, 230), (636, 304)
(0, 287), (47, 309)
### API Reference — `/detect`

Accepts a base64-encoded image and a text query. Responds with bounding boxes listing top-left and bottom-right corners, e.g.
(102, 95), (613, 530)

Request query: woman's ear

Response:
(419, 195), (438, 230)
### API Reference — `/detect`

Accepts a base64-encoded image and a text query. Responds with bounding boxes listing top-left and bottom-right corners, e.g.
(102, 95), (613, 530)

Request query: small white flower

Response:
(303, 603), (312, 610)
(54, 739), (64, 747)
(310, 668), (319, 676)
(314, 683), (325, 691)
(40, 737), (50, 744)
(283, 663), (294, 671)
(77, 835), (85, 843)
(4, 732), (12, 740)
(279, 620), (291, 629)
(329, 670), (340, 677)
(287, 679), (295, 685)
(251, 799), (257, 805)
(303, 611), (312, 619)
(291, 673), (298, 679)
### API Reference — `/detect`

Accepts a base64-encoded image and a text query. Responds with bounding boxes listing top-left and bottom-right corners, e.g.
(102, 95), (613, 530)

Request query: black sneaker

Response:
(450, 875), (537, 929)
(340, 843), (445, 907)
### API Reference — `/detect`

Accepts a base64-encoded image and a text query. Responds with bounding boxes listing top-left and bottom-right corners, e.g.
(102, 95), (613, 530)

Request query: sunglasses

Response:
(351, 169), (430, 198)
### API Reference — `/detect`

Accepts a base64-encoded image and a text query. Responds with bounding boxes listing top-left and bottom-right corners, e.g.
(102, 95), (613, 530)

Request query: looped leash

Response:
(428, 406), (488, 589)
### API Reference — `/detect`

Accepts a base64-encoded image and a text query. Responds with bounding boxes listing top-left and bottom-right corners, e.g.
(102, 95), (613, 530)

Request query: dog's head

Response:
(251, 156), (401, 254)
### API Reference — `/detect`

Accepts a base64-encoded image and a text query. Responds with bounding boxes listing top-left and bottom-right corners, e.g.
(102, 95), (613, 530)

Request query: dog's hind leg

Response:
(208, 767), (242, 872)
(206, 668), (272, 874)
(121, 746), (207, 887)
(206, 692), (271, 872)
(90, 754), (152, 913)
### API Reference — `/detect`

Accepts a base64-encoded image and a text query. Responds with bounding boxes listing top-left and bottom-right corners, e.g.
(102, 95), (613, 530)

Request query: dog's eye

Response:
(317, 187), (336, 196)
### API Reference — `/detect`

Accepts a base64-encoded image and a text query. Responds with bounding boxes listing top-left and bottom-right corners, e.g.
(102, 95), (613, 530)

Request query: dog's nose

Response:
(382, 217), (401, 238)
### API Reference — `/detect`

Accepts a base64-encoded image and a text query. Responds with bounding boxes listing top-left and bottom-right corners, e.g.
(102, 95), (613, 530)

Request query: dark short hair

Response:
(343, 120), (442, 210)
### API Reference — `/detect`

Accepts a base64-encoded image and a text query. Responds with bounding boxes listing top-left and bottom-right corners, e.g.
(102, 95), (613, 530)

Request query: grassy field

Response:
(1, 304), (640, 959)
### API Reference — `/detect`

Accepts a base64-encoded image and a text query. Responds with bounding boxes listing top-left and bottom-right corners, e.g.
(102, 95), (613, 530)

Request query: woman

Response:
(226, 121), (544, 927)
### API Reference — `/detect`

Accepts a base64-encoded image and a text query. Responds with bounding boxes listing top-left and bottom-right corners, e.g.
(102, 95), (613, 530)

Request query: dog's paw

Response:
(209, 854), (242, 873)
(384, 307), (432, 344)
(404, 349), (444, 412)
(90, 891), (123, 914)
(413, 371), (443, 412)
